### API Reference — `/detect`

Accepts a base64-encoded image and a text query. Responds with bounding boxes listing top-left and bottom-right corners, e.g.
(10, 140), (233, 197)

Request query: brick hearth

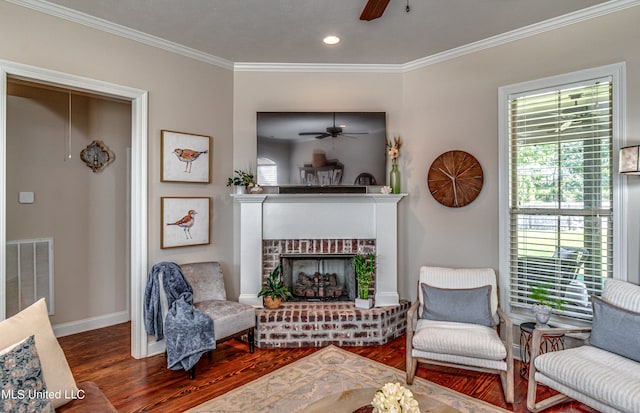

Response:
(255, 301), (410, 348)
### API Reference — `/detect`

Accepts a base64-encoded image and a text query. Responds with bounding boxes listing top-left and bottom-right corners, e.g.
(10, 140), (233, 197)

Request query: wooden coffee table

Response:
(304, 387), (461, 413)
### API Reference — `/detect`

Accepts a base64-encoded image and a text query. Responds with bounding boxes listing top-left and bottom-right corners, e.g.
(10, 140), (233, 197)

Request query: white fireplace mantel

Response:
(234, 193), (406, 307)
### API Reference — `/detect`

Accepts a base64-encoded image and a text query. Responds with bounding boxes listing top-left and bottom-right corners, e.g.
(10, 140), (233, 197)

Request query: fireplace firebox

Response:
(281, 254), (357, 302)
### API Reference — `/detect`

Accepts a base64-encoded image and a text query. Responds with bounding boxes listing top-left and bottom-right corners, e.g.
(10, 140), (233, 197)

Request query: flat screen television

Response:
(256, 112), (387, 190)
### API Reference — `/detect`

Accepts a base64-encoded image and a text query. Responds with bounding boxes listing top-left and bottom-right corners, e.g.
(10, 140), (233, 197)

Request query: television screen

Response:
(256, 112), (387, 189)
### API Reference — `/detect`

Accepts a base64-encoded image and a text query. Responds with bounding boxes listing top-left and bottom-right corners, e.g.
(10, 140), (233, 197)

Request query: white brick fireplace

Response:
(234, 193), (405, 307)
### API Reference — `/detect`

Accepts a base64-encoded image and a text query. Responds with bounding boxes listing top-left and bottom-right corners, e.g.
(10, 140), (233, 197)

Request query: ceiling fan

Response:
(298, 113), (369, 139)
(360, 0), (391, 21)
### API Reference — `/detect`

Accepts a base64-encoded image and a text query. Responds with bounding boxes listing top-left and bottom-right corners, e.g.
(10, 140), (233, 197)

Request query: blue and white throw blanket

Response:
(144, 262), (216, 371)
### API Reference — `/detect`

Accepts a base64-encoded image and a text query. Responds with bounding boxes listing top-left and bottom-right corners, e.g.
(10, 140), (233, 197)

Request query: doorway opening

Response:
(0, 61), (149, 359)
(6, 80), (131, 331)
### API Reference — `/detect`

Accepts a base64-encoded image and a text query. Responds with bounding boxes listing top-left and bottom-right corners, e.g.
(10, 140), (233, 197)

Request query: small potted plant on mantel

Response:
(226, 169), (255, 194)
(353, 252), (375, 309)
(530, 283), (565, 328)
(258, 265), (292, 310)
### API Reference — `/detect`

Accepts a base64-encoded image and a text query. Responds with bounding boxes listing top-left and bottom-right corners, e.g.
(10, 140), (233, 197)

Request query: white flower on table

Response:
(371, 382), (420, 413)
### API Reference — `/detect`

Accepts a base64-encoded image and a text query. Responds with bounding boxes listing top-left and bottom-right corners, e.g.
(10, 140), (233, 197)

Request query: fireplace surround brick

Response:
(262, 238), (376, 284)
(254, 301), (410, 348)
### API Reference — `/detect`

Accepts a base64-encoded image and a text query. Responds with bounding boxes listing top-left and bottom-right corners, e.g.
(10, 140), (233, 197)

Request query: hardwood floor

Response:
(57, 322), (598, 412)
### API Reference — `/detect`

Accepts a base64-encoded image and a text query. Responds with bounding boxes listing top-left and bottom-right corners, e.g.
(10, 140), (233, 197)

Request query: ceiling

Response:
(38, 0), (612, 65)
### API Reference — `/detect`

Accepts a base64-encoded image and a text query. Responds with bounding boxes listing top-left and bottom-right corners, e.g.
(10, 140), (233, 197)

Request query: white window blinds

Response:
(508, 79), (613, 321)
(257, 157), (278, 186)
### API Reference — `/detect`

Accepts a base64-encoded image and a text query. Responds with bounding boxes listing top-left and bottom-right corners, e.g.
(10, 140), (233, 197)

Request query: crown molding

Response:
(8, 0), (639, 74)
(401, 0), (640, 72)
(6, 0), (235, 70)
(233, 62), (403, 73)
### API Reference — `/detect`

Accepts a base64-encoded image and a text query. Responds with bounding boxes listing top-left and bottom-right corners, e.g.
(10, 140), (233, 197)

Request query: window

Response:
(499, 64), (626, 323)
(257, 157), (278, 186)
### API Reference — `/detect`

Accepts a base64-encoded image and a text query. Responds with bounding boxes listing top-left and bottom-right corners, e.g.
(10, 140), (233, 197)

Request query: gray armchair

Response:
(180, 262), (256, 348)
(160, 262), (256, 379)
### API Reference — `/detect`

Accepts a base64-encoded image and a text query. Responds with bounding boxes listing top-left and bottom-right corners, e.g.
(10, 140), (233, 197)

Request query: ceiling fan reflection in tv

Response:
(298, 112), (369, 139)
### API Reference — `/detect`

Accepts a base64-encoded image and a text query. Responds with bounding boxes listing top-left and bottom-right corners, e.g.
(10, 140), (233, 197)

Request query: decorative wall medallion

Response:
(80, 140), (115, 172)
(427, 150), (483, 208)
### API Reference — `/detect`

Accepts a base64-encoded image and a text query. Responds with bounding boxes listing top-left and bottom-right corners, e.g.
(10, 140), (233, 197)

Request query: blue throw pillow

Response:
(0, 335), (54, 413)
(421, 283), (495, 327)
(590, 296), (640, 363)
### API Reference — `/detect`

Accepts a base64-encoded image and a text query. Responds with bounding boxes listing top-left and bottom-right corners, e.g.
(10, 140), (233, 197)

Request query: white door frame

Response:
(0, 60), (149, 359)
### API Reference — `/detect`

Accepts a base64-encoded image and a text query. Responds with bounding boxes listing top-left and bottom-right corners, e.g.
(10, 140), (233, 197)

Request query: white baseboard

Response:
(148, 339), (166, 357)
(53, 310), (130, 337)
(513, 343), (523, 361)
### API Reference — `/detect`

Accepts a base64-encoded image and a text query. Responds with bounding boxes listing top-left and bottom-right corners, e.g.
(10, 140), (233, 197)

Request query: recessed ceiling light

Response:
(323, 35), (341, 45)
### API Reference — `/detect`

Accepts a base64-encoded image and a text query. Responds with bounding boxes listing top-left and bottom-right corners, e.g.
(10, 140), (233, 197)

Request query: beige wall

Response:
(7, 83), (130, 324)
(0, 2), (235, 326)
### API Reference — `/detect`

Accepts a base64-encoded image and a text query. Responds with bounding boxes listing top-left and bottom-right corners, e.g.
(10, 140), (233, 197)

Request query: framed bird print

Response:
(161, 196), (211, 248)
(161, 130), (211, 183)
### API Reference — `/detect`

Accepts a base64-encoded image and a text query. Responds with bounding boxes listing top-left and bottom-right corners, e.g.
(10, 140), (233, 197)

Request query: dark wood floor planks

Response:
(57, 322), (598, 412)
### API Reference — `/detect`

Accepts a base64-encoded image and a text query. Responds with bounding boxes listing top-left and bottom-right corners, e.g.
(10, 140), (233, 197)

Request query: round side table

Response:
(519, 322), (565, 379)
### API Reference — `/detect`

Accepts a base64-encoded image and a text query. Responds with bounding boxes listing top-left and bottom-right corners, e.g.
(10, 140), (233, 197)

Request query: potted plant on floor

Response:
(226, 169), (255, 194)
(258, 265), (292, 310)
(530, 283), (565, 327)
(353, 252), (375, 309)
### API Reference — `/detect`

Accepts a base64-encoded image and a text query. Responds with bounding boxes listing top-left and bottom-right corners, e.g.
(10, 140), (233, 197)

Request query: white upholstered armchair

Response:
(406, 266), (514, 404)
(527, 278), (640, 412)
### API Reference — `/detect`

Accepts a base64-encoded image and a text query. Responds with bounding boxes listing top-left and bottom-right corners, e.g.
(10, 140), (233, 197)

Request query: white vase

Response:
(355, 298), (373, 309)
(533, 303), (552, 328)
(235, 185), (247, 194)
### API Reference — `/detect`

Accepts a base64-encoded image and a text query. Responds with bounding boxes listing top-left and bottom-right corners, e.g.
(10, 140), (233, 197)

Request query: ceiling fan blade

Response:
(314, 134), (331, 139)
(360, 0), (391, 21)
(341, 132), (369, 139)
(299, 132), (327, 136)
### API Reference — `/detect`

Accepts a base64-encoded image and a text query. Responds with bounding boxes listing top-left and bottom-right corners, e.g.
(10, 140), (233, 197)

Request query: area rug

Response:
(186, 345), (510, 413)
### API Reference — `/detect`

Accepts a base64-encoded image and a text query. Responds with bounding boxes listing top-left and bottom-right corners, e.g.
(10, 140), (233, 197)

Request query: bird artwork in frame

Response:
(161, 197), (211, 248)
(161, 130), (211, 183)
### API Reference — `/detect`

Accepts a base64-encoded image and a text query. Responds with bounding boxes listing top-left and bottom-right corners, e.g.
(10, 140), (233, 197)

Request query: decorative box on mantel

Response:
(233, 193), (406, 308)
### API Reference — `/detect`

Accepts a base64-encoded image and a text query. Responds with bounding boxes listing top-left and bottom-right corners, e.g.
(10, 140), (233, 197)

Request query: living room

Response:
(1, 0), (639, 412)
